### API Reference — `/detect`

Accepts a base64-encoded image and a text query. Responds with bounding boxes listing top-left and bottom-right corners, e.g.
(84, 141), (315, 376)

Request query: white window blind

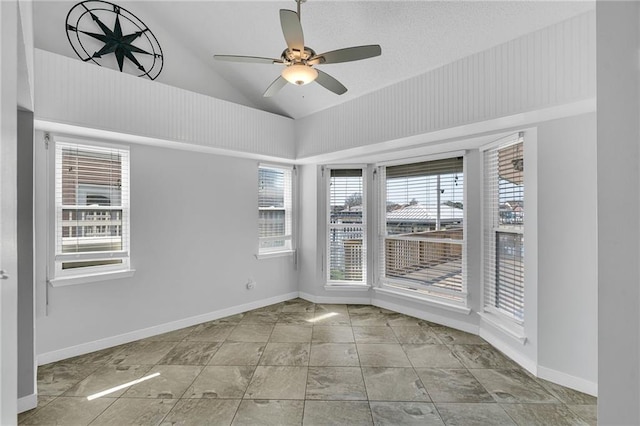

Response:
(379, 157), (465, 300)
(258, 165), (293, 254)
(483, 139), (525, 322)
(327, 168), (366, 284)
(55, 141), (130, 276)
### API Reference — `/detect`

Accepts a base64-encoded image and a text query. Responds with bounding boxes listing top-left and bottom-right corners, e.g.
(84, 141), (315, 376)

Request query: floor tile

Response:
(239, 311), (280, 324)
(315, 304), (350, 315)
(403, 344), (465, 368)
(436, 403), (516, 425)
(303, 400), (373, 425)
(227, 324), (274, 342)
(369, 401), (444, 425)
(309, 343), (359, 366)
(63, 345), (127, 365)
(186, 324), (236, 342)
(501, 403), (590, 425)
(231, 399), (304, 426)
(471, 369), (559, 403)
(123, 365), (202, 399)
(63, 364), (152, 398)
(311, 311), (351, 326)
(244, 366), (308, 399)
(36, 363), (100, 396)
(306, 366), (367, 400)
(312, 326), (354, 343)
(110, 341), (178, 365)
(161, 398), (240, 426)
(259, 342), (310, 366)
(283, 298), (315, 313)
(383, 313), (428, 327)
(362, 367), (429, 401)
(350, 313), (391, 326)
(347, 305), (384, 314)
(269, 325), (312, 342)
(90, 398), (176, 425)
(537, 378), (598, 405)
(185, 365), (254, 399)
(19, 397), (113, 425)
(357, 343), (412, 367)
(208, 342), (265, 366)
(392, 326), (441, 344)
(278, 312), (315, 324)
(415, 368), (494, 403)
(353, 326), (398, 343)
(450, 344), (516, 369)
(432, 327), (488, 345)
(158, 341), (221, 365)
(567, 404), (598, 426)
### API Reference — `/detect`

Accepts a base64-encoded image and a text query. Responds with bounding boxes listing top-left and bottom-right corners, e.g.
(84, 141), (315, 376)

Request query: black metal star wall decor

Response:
(66, 0), (163, 80)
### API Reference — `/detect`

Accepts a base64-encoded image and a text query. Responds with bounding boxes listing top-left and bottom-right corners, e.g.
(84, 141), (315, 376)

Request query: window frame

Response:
(257, 163), (295, 258)
(481, 133), (526, 327)
(375, 152), (468, 306)
(48, 136), (133, 286)
(324, 165), (368, 286)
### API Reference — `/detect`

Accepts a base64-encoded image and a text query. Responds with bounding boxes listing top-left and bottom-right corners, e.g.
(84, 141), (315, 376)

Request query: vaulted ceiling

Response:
(33, 1), (594, 119)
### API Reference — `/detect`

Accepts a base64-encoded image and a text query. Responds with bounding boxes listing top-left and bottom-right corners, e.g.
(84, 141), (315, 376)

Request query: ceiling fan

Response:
(214, 0), (382, 97)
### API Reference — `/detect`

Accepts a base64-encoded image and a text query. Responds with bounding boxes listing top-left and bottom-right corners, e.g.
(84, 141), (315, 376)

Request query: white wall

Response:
(596, 2), (640, 424)
(537, 113), (597, 392)
(34, 134), (299, 360)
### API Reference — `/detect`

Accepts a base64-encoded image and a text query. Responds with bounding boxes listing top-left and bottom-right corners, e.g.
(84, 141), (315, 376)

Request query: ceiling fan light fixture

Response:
(281, 64), (318, 86)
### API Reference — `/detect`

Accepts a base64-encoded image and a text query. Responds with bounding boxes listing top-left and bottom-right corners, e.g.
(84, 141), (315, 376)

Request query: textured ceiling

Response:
(33, 1), (594, 119)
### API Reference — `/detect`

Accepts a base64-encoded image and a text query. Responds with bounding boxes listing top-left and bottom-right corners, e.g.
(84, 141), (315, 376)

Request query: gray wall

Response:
(34, 137), (299, 358)
(597, 2), (640, 424)
(17, 110), (35, 399)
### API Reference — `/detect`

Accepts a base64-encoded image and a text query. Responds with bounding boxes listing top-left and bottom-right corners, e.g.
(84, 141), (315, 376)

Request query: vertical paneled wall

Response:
(34, 49), (296, 159)
(295, 11), (595, 158)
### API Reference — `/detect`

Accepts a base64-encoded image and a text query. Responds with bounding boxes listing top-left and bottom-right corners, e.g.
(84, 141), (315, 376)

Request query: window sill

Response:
(324, 284), (371, 292)
(478, 311), (527, 345)
(255, 250), (295, 260)
(374, 285), (471, 315)
(49, 269), (136, 287)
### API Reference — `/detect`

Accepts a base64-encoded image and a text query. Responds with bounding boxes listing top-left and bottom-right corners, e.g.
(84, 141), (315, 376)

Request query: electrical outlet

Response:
(246, 279), (256, 290)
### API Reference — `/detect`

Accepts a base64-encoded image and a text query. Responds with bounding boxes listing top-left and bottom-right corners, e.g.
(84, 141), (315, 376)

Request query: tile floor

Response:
(19, 299), (597, 425)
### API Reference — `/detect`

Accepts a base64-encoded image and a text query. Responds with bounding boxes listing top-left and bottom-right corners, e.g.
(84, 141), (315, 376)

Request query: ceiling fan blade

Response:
(310, 45), (382, 65)
(315, 69), (347, 95)
(263, 75), (288, 97)
(280, 9), (304, 55)
(214, 55), (283, 65)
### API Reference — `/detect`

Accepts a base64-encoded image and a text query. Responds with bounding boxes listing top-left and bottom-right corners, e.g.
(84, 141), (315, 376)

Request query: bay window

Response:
(378, 156), (465, 302)
(483, 136), (525, 322)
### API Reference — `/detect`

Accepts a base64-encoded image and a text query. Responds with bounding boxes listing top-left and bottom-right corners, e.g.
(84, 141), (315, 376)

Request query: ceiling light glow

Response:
(281, 64), (318, 86)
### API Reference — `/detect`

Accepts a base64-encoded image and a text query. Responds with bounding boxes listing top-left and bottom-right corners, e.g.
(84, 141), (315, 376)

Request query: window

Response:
(326, 168), (366, 284)
(258, 164), (293, 255)
(54, 140), (130, 279)
(483, 137), (525, 322)
(378, 157), (465, 301)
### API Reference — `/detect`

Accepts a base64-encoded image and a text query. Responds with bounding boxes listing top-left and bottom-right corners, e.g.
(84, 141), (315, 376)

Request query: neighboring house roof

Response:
(386, 204), (463, 223)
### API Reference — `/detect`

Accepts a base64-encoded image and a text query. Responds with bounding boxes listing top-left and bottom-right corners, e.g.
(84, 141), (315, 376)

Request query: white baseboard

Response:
(372, 297), (479, 335)
(37, 292), (299, 365)
(538, 365), (598, 397)
(299, 291), (371, 305)
(18, 394), (37, 413)
(479, 326), (537, 375)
